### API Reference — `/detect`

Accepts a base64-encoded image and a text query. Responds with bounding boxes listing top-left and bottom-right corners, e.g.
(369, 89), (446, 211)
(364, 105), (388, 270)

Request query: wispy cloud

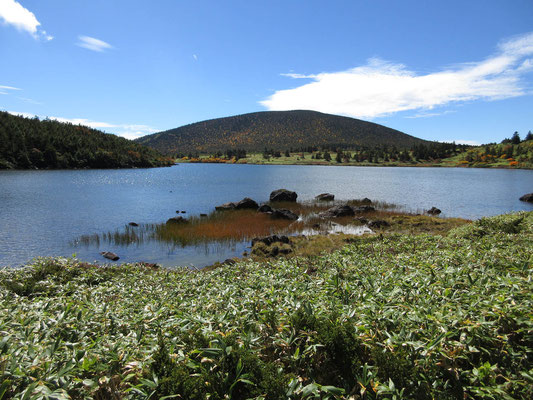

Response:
(193, 54), (198, 61)
(7, 111), (157, 140)
(404, 110), (456, 119)
(261, 32), (533, 119)
(0, 0), (52, 40)
(76, 35), (113, 52)
(0, 84), (21, 95)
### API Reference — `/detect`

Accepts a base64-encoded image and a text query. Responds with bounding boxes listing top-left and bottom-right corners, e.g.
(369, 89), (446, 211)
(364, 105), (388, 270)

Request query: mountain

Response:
(0, 111), (172, 169)
(136, 110), (429, 155)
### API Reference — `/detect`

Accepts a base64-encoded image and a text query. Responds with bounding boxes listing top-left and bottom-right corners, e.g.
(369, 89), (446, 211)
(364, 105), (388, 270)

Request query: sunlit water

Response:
(0, 164), (531, 267)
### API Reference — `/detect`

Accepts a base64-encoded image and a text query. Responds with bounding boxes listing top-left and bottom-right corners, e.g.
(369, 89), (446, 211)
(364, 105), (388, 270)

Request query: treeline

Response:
(462, 133), (533, 165)
(258, 141), (466, 163)
(0, 112), (173, 169)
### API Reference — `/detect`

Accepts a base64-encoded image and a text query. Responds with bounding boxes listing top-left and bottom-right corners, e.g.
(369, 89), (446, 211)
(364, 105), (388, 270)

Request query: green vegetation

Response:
(0, 111), (173, 169)
(135, 110), (428, 155)
(1, 212), (532, 399)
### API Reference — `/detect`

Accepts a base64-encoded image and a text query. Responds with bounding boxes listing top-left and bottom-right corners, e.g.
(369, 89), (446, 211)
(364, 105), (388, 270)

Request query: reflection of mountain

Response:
(136, 110), (428, 154)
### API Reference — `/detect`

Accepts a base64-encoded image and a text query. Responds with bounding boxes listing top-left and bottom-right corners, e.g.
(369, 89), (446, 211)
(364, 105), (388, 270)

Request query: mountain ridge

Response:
(136, 110), (429, 154)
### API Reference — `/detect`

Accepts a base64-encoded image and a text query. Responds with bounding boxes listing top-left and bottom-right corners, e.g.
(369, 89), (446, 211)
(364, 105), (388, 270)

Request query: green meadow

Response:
(1, 212), (532, 399)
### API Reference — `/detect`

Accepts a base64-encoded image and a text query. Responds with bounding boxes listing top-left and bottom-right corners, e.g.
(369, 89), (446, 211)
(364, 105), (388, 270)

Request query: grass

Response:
(1, 211), (532, 399)
(178, 150), (533, 169)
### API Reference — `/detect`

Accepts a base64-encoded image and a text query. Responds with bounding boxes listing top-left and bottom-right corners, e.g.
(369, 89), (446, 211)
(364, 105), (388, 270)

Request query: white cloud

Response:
(76, 35), (113, 52)
(6, 111), (157, 139)
(0, 84), (21, 94)
(193, 54), (198, 61)
(261, 32), (533, 119)
(0, 0), (52, 40)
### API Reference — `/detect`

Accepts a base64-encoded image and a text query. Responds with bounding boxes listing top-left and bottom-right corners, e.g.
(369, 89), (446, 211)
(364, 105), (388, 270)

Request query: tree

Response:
(524, 131), (533, 141)
(511, 131), (521, 144)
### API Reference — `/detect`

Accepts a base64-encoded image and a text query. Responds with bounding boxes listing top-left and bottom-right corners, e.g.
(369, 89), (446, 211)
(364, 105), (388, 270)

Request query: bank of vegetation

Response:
(1, 212), (532, 399)
(0, 112), (173, 169)
(178, 136), (533, 169)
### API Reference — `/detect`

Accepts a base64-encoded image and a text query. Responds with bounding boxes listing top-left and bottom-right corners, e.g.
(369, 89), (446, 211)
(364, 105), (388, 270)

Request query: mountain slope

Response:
(0, 111), (172, 169)
(136, 110), (428, 154)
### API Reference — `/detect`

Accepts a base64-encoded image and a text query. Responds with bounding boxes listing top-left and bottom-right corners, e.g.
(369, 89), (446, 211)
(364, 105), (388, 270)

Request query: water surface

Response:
(0, 165), (531, 267)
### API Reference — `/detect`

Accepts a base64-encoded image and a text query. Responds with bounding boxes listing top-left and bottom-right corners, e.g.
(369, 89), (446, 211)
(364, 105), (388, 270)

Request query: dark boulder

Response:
(257, 204), (273, 213)
(320, 204), (355, 218)
(251, 235), (290, 247)
(354, 217), (368, 224)
(200, 213), (208, 217)
(354, 205), (375, 213)
(215, 202), (236, 211)
(270, 189), (298, 202)
(368, 220), (390, 229)
(101, 251), (119, 261)
(360, 197), (373, 204)
(222, 259), (237, 266)
(235, 197), (259, 210)
(271, 208), (299, 220)
(427, 207), (442, 215)
(315, 193), (335, 201)
(166, 216), (188, 224)
(128, 222), (139, 227)
(519, 193), (533, 203)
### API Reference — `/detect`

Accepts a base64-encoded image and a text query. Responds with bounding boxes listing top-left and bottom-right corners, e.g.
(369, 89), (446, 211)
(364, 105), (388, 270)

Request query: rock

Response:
(368, 220), (390, 229)
(128, 222), (139, 226)
(360, 198), (373, 204)
(427, 207), (442, 215)
(519, 193), (533, 203)
(200, 213), (208, 217)
(251, 235), (290, 247)
(215, 202), (236, 211)
(181, 211), (186, 213)
(101, 251), (119, 261)
(257, 204), (273, 213)
(271, 208), (299, 220)
(320, 204), (355, 218)
(235, 197), (259, 210)
(270, 189), (298, 202)
(354, 205), (375, 213)
(354, 217), (368, 224)
(222, 259), (237, 266)
(315, 193), (335, 201)
(166, 216), (188, 224)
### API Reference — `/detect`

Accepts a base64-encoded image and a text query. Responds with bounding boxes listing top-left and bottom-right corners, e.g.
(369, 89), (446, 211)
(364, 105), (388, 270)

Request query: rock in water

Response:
(315, 193), (335, 201)
(166, 216), (188, 224)
(320, 204), (355, 218)
(235, 197), (259, 209)
(215, 202), (236, 211)
(519, 193), (533, 203)
(101, 251), (119, 261)
(271, 208), (299, 220)
(128, 222), (139, 226)
(427, 207), (442, 215)
(270, 189), (298, 202)
(257, 204), (273, 213)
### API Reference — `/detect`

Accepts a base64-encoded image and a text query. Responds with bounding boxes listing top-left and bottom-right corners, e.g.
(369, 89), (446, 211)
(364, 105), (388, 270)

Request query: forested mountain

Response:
(0, 112), (173, 169)
(136, 110), (429, 155)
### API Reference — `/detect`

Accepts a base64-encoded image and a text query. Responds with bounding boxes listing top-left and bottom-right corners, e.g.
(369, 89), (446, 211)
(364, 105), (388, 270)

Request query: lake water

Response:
(1, 164), (532, 268)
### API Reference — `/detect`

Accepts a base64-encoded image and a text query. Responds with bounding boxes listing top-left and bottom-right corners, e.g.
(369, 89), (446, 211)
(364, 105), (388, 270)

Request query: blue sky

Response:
(1, 0), (532, 144)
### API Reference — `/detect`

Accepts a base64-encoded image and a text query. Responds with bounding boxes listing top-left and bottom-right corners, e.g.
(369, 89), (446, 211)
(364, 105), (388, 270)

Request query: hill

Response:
(0, 111), (173, 169)
(136, 110), (429, 155)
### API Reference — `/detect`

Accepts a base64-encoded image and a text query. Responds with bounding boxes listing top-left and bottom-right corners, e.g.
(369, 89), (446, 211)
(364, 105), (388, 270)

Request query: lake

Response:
(1, 164), (532, 268)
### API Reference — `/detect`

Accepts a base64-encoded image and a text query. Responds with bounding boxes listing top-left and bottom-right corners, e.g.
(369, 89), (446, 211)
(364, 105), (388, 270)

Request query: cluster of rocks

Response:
(318, 204), (375, 218)
(215, 189), (300, 221)
(251, 234), (293, 257)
